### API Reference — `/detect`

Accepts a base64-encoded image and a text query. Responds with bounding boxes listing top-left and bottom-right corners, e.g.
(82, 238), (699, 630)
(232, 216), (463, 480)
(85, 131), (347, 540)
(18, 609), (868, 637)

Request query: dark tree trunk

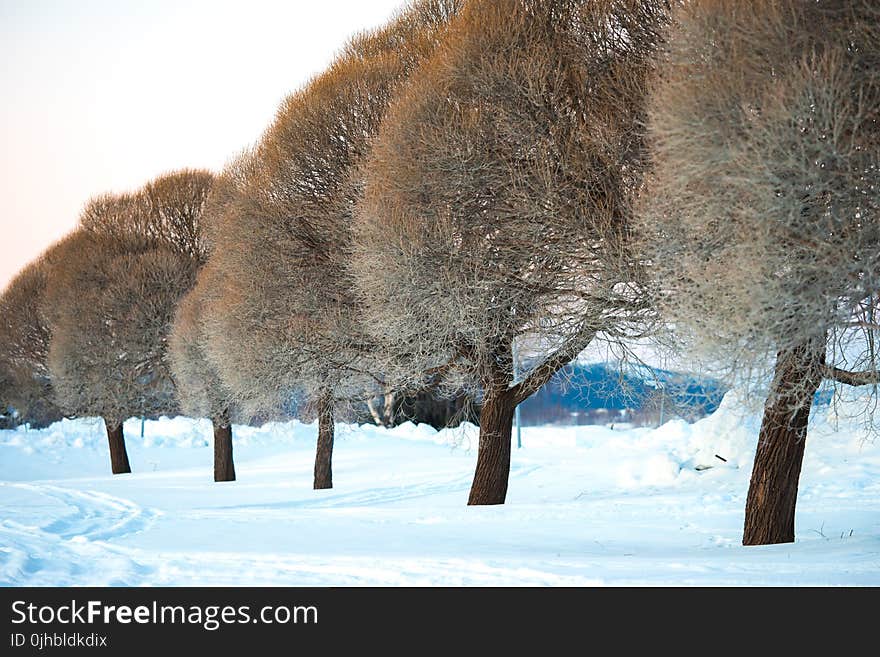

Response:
(743, 339), (825, 546)
(468, 391), (516, 505)
(314, 394), (334, 490)
(105, 419), (131, 475)
(213, 419), (235, 482)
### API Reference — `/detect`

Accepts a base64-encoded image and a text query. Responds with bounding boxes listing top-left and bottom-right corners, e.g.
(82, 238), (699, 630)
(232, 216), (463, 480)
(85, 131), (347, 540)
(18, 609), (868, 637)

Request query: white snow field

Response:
(1, 390), (879, 586)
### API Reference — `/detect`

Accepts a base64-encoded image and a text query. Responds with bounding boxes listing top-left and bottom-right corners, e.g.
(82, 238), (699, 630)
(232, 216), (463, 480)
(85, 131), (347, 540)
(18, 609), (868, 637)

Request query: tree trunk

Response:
(105, 419), (131, 475)
(366, 398), (383, 426)
(213, 420), (235, 482)
(743, 339), (825, 546)
(314, 394), (334, 490)
(382, 391), (396, 428)
(467, 391), (516, 505)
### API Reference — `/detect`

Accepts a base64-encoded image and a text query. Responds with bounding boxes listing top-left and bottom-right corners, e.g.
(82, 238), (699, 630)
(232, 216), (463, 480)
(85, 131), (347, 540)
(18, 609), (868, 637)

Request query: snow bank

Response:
(0, 387), (870, 487)
(1, 389), (878, 586)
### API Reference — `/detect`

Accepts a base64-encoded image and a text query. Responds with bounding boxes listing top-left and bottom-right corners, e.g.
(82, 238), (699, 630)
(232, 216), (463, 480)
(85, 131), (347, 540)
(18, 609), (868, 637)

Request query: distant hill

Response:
(518, 362), (727, 427)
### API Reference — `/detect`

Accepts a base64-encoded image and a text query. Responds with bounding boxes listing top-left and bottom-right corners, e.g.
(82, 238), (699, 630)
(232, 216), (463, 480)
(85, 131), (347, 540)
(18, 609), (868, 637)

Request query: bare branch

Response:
(824, 366), (880, 387)
(636, 0), (880, 399)
(510, 328), (600, 406)
(45, 171), (214, 426)
(202, 0), (463, 421)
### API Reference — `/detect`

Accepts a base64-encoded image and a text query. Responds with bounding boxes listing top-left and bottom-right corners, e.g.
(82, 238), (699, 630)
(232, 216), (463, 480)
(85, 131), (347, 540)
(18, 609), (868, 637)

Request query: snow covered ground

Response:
(1, 391), (878, 586)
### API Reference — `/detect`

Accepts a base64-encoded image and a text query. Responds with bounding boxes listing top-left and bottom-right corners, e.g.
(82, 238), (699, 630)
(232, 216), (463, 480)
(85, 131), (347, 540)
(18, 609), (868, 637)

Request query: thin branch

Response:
(845, 321), (880, 332)
(508, 327), (599, 405)
(421, 342), (475, 381)
(824, 366), (880, 387)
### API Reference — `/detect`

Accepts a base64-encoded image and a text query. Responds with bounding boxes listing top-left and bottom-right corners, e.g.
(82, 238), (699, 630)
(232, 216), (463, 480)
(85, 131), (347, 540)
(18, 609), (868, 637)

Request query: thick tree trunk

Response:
(468, 391), (516, 505)
(314, 394), (334, 490)
(743, 339), (825, 546)
(213, 419), (235, 482)
(463, 327), (597, 505)
(105, 419), (131, 475)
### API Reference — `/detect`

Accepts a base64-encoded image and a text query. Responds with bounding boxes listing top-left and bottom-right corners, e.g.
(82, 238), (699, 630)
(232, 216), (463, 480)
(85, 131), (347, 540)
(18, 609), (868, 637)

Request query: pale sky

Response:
(0, 0), (404, 291)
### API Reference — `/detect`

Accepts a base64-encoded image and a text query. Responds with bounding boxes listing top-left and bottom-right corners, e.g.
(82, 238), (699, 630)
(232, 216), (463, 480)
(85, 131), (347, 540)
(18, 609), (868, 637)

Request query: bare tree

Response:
(204, 0), (463, 490)
(167, 159), (259, 482)
(169, 261), (239, 481)
(45, 170), (214, 474)
(80, 169), (215, 262)
(352, 0), (669, 505)
(0, 258), (62, 428)
(637, 0), (880, 544)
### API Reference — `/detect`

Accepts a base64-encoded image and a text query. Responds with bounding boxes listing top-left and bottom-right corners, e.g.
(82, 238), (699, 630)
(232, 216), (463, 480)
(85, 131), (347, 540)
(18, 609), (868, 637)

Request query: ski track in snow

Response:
(4, 482), (158, 541)
(193, 466), (537, 516)
(2, 391), (880, 586)
(0, 482), (160, 586)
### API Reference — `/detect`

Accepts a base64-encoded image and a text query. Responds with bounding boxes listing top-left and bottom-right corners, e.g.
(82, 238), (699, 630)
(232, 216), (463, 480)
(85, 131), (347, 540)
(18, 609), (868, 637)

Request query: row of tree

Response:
(1, 0), (878, 546)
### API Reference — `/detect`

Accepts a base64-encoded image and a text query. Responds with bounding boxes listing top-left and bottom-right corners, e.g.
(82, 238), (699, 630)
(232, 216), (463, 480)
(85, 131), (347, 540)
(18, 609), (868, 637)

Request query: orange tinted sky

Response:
(0, 0), (403, 291)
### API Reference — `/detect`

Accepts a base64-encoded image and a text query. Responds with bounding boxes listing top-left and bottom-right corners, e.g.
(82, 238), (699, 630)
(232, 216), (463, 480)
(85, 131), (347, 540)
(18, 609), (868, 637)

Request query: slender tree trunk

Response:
(213, 417), (235, 483)
(468, 391), (516, 505)
(366, 398), (383, 426)
(105, 419), (131, 475)
(382, 391), (396, 428)
(314, 393), (334, 490)
(743, 338), (825, 546)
